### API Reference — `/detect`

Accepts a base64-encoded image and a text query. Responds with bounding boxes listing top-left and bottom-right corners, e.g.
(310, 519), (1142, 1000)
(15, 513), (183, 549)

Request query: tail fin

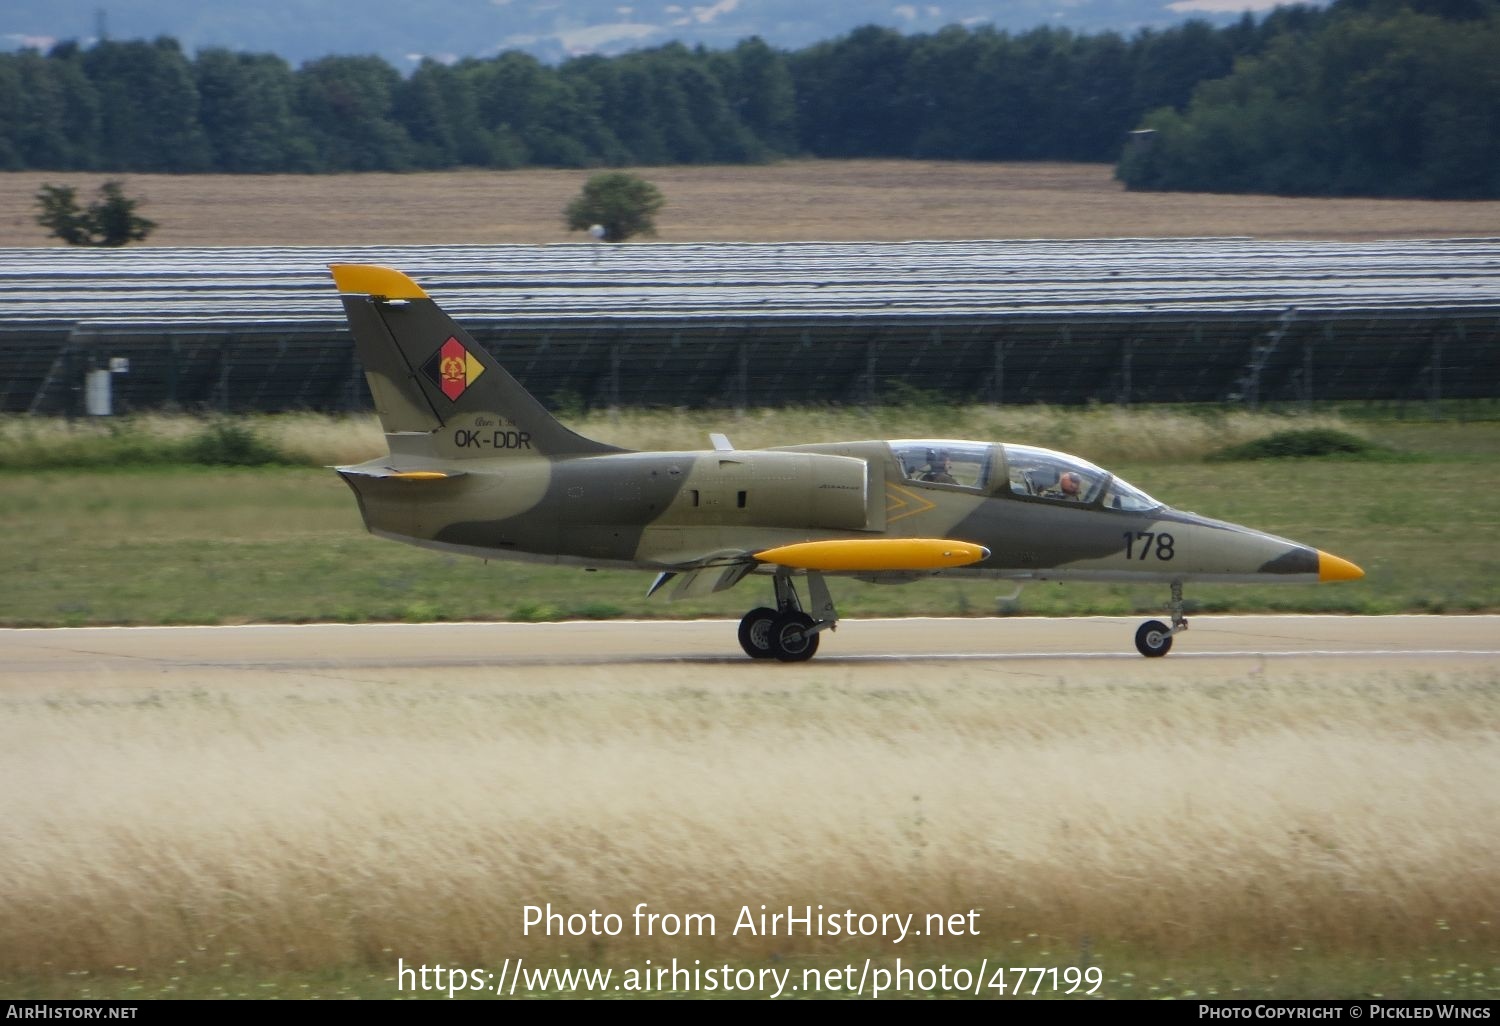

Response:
(331, 264), (621, 459)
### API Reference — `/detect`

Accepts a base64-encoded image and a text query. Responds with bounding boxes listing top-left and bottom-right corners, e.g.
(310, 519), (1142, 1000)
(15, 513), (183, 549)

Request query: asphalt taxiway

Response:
(2, 616), (1495, 690)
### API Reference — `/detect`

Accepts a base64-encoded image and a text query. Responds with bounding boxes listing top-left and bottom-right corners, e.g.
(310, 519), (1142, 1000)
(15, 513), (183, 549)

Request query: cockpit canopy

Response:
(889, 440), (1162, 512)
(890, 440), (994, 489)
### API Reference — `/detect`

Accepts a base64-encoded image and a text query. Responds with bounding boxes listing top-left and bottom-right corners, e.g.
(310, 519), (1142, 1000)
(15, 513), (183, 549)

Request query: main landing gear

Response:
(738, 570), (839, 662)
(1135, 580), (1189, 658)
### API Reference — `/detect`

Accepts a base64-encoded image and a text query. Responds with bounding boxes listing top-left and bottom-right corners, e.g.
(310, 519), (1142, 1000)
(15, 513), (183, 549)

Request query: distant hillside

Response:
(2, 0), (1314, 67)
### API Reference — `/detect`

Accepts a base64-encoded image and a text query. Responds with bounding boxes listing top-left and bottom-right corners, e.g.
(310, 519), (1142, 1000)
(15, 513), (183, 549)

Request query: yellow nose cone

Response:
(1317, 550), (1365, 582)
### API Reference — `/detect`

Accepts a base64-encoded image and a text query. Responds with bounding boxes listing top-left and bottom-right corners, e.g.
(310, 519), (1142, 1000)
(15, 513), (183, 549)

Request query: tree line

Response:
(1114, 0), (1500, 198)
(0, 12), (1318, 173)
(0, 0), (1495, 198)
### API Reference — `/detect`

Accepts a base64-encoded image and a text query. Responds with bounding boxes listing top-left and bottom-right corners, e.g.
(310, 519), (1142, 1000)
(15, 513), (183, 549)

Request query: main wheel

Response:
(1135, 619), (1173, 658)
(737, 607), (779, 659)
(769, 612), (820, 663)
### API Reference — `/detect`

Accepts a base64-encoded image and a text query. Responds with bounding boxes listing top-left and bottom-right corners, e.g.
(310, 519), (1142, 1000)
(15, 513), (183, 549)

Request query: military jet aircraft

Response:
(330, 264), (1364, 661)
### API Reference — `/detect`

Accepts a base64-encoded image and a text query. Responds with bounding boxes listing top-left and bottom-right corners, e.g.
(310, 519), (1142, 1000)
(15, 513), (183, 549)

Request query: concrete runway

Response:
(3, 616), (1496, 690)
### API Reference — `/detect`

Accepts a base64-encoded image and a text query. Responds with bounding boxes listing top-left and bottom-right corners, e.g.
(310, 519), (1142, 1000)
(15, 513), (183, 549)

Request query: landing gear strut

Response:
(1135, 580), (1188, 658)
(737, 570), (838, 662)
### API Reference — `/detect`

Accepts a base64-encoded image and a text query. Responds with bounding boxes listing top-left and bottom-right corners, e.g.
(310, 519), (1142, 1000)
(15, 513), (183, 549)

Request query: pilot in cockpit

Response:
(920, 449), (958, 484)
(1037, 469), (1085, 500)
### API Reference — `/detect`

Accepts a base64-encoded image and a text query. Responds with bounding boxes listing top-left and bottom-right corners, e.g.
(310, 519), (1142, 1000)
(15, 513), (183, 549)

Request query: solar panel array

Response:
(2, 238), (1497, 414)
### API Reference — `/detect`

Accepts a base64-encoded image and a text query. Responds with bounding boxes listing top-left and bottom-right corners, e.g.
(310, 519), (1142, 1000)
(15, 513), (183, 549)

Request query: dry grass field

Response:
(2, 660), (1497, 998)
(4, 160), (1500, 247)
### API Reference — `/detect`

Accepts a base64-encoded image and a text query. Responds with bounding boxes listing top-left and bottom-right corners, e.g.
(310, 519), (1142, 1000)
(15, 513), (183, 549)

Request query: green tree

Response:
(195, 49), (312, 172)
(395, 58), (505, 168)
(81, 38), (212, 171)
(712, 37), (798, 156)
(295, 56), (415, 171)
(564, 55), (671, 164)
(6, 47), (102, 170)
(469, 51), (623, 167)
(1117, 5), (1500, 198)
(563, 172), (664, 242)
(789, 26), (915, 157)
(35, 180), (156, 246)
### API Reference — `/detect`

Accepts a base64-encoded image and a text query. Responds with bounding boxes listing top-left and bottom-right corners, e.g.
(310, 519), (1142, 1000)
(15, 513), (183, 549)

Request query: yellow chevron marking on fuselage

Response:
(885, 483), (937, 524)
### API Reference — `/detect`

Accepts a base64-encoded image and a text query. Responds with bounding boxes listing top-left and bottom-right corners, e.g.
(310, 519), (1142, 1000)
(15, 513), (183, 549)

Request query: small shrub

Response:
(1206, 428), (1388, 462)
(35, 180), (157, 247)
(574, 602), (624, 619)
(179, 421), (288, 466)
(402, 601), (440, 623)
(563, 172), (664, 242)
(510, 602), (563, 622)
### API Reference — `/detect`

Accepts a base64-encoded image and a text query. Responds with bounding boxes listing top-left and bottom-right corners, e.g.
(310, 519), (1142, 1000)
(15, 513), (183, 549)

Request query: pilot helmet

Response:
(1059, 471), (1081, 495)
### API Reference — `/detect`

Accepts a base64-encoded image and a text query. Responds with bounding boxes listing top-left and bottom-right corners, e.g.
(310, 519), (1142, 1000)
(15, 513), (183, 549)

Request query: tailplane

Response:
(331, 264), (621, 460)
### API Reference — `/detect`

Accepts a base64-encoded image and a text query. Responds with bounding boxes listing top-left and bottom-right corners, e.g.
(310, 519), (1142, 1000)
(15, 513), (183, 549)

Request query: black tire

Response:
(769, 612), (820, 663)
(1135, 619), (1173, 658)
(737, 607), (779, 659)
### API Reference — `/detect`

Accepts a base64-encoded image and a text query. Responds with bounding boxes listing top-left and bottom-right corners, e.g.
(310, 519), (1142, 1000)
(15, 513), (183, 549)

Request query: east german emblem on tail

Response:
(422, 336), (485, 402)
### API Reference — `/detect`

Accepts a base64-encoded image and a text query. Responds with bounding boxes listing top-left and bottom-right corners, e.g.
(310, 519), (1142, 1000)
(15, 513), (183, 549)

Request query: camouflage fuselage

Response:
(339, 435), (1325, 585)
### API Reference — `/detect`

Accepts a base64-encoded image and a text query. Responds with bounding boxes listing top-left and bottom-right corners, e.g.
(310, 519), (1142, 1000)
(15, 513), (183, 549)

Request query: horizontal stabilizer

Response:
(336, 466), (465, 482)
(756, 538), (989, 572)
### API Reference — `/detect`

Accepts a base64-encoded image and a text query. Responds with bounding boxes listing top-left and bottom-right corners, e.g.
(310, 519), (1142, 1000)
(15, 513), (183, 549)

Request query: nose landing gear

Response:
(1135, 580), (1188, 657)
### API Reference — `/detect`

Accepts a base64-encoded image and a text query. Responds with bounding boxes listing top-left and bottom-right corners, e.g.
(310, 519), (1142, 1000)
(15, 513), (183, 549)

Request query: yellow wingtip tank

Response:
(329, 264), (429, 300)
(755, 538), (990, 572)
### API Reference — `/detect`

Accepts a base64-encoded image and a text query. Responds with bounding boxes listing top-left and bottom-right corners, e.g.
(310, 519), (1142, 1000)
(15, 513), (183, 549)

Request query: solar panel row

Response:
(2, 239), (1496, 414)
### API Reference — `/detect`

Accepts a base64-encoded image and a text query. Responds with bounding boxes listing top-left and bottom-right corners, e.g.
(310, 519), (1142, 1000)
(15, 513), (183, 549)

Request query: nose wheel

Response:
(1135, 581), (1188, 658)
(1135, 619), (1174, 657)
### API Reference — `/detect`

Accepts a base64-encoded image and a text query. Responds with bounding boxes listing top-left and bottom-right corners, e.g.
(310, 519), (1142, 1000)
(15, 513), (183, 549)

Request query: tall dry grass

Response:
(0, 413), (382, 468)
(574, 405), (1364, 466)
(3, 666), (1495, 976)
(1, 407), (1364, 469)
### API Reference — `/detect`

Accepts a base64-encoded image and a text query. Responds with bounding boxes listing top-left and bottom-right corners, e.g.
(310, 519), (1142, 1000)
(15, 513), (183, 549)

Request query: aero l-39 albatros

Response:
(331, 264), (1364, 661)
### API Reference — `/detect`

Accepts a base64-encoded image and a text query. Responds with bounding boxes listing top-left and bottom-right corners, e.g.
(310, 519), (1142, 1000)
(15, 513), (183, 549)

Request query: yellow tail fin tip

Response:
(329, 264), (428, 300)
